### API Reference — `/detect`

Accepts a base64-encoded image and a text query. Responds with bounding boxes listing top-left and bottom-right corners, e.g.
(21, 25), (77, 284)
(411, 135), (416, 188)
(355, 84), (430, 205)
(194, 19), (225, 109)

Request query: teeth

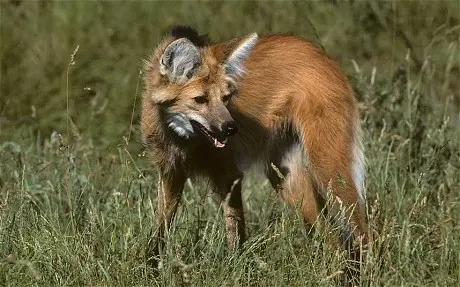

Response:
(222, 138), (228, 144)
(213, 138), (226, 148)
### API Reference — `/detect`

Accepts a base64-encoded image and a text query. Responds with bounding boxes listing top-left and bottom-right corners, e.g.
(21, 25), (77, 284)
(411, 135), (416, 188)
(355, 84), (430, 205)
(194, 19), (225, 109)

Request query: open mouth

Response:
(191, 121), (228, 148)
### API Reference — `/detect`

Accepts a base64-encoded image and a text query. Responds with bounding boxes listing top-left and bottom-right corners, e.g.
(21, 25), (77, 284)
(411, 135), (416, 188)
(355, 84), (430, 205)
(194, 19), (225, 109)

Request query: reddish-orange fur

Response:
(141, 29), (367, 266)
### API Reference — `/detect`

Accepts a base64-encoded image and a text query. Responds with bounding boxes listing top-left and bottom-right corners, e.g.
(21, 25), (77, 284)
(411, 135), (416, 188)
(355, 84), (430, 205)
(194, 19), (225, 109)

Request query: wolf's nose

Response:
(222, 121), (238, 136)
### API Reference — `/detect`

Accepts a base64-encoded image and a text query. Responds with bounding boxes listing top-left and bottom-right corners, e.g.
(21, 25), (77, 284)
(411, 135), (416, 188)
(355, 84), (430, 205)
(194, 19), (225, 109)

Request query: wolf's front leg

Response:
(147, 169), (186, 266)
(219, 177), (246, 251)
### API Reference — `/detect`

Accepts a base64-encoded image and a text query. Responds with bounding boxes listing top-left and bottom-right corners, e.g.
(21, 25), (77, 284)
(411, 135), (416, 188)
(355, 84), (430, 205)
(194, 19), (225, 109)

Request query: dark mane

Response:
(168, 25), (211, 47)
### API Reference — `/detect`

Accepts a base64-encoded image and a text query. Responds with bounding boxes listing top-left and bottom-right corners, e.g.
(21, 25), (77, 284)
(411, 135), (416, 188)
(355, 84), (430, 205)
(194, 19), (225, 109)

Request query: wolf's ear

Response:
(223, 33), (258, 79)
(160, 38), (201, 83)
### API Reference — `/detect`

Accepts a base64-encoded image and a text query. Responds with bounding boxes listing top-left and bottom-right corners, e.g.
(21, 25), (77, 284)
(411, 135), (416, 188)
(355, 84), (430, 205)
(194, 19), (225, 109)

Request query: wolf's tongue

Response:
(214, 138), (226, 148)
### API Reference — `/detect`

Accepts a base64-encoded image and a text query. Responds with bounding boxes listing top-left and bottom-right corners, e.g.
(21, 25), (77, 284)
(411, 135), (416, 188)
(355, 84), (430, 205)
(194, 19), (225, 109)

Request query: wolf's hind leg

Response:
(266, 142), (320, 227)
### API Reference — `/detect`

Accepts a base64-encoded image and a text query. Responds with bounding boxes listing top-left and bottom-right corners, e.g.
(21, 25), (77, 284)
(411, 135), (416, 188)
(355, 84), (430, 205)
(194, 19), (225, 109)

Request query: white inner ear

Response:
(225, 33), (258, 78)
(160, 38), (201, 83)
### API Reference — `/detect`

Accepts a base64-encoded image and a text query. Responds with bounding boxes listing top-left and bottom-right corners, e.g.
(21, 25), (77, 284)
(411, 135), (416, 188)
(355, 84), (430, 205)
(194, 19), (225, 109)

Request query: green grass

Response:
(1, 1), (460, 286)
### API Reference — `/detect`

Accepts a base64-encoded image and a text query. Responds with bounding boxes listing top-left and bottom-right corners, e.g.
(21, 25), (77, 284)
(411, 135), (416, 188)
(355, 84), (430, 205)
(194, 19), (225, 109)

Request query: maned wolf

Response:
(141, 26), (367, 262)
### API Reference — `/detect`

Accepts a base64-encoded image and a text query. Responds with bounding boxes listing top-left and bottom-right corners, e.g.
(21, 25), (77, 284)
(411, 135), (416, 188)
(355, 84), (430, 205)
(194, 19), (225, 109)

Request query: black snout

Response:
(222, 121), (238, 136)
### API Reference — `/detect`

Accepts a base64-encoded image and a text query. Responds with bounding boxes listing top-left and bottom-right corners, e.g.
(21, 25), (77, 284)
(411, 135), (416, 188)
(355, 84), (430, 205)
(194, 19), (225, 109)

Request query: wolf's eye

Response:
(227, 82), (237, 95)
(222, 94), (232, 103)
(193, 95), (208, 104)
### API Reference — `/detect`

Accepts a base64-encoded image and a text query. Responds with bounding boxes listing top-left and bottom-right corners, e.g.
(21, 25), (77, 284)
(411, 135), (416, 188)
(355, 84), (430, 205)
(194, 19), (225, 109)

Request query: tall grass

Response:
(1, 1), (459, 286)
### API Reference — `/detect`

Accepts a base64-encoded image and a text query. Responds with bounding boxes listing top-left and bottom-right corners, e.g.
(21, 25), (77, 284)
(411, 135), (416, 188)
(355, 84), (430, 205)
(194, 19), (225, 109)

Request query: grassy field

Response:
(1, 1), (460, 286)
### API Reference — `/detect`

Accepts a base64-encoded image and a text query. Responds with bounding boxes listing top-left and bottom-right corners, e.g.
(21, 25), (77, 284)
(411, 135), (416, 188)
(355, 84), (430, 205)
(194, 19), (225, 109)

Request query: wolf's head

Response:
(144, 26), (258, 148)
